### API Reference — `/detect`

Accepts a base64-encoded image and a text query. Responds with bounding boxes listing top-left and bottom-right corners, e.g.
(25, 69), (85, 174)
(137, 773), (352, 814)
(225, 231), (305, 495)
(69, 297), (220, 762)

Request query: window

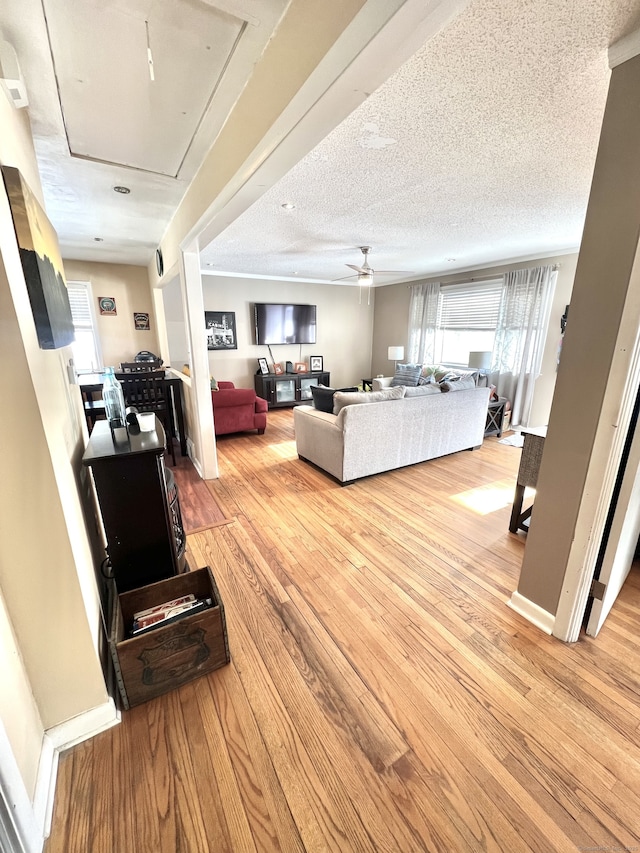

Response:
(67, 281), (102, 373)
(434, 280), (502, 367)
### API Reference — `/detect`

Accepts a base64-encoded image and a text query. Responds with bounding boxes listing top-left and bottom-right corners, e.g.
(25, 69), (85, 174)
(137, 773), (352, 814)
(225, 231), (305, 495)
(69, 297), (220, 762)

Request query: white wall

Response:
(63, 259), (160, 368)
(0, 93), (109, 807)
(202, 275), (374, 390)
(372, 253), (578, 427)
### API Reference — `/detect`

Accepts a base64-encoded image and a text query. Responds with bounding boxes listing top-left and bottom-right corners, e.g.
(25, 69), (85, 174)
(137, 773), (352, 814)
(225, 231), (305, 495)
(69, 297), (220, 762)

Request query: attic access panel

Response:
(43, 0), (245, 177)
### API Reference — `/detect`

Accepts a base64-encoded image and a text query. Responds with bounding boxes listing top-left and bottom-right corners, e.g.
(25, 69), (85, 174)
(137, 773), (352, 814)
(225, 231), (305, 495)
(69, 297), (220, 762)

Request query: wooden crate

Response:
(109, 566), (230, 709)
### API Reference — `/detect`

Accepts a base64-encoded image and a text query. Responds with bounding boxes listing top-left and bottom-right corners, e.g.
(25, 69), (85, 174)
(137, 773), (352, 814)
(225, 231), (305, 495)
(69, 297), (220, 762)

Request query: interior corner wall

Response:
(202, 276), (373, 389)
(371, 253), (578, 426)
(63, 259), (160, 367)
(516, 54), (640, 618)
(0, 94), (108, 798)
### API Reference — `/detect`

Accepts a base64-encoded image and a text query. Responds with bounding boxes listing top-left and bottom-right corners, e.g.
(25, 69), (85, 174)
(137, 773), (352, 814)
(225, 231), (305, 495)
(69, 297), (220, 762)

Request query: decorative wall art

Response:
(99, 296), (117, 316)
(205, 311), (237, 350)
(134, 312), (150, 331)
(2, 165), (74, 349)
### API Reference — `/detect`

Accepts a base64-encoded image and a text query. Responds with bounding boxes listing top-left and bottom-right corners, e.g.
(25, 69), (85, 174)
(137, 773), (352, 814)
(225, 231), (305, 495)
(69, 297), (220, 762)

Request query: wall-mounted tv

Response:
(254, 303), (316, 345)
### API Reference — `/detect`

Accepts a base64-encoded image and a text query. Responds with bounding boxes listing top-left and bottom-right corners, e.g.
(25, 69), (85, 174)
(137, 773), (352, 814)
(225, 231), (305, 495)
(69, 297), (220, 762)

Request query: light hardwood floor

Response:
(46, 409), (640, 852)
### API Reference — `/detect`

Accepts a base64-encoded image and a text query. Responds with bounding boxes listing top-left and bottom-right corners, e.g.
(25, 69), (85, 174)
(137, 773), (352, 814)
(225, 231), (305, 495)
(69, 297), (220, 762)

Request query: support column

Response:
(181, 246), (218, 480)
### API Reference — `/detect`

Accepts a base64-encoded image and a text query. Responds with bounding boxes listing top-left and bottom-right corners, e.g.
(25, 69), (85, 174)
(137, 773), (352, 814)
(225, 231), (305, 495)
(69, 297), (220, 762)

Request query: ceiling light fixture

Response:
(93, 237), (103, 242)
(113, 185), (130, 194)
(281, 202), (295, 210)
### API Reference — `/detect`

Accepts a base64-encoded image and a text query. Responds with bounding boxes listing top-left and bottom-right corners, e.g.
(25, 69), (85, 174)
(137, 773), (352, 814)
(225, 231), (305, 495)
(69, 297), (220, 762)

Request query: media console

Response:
(255, 371), (330, 409)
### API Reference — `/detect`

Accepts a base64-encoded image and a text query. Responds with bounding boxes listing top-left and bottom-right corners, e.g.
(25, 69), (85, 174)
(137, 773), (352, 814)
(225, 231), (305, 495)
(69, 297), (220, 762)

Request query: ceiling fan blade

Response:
(346, 263), (366, 273)
(372, 269), (413, 275)
(332, 273), (359, 282)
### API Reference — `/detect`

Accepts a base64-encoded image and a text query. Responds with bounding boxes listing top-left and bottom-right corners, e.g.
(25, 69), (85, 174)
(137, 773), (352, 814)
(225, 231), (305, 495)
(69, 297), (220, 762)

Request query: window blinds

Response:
(67, 282), (92, 327)
(437, 280), (502, 330)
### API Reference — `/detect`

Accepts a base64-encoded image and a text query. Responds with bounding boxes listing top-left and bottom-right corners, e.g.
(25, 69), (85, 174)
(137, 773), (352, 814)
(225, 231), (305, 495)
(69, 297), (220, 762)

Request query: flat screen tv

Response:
(254, 303), (316, 345)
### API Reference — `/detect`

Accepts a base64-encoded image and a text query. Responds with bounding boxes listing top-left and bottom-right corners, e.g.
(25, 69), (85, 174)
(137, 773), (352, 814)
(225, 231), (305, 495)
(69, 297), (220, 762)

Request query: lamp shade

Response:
(388, 346), (404, 361)
(468, 351), (492, 370)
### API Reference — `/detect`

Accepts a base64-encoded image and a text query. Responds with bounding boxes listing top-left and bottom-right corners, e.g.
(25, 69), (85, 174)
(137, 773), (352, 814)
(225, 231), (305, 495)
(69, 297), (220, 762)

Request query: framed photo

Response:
(133, 312), (150, 331)
(205, 311), (237, 350)
(273, 363), (284, 375)
(258, 357), (270, 375)
(295, 362), (307, 373)
(99, 296), (117, 316)
(310, 355), (323, 372)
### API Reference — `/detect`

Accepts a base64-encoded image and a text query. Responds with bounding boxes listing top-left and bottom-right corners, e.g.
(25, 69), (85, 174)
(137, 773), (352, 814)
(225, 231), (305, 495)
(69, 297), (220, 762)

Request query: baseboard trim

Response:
(34, 699), (120, 839)
(507, 590), (555, 635)
(187, 439), (203, 478)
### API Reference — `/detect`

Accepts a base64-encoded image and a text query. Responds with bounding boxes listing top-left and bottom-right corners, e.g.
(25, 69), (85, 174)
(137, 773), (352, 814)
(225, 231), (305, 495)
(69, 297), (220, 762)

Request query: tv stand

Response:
(255, 371), (330, 409)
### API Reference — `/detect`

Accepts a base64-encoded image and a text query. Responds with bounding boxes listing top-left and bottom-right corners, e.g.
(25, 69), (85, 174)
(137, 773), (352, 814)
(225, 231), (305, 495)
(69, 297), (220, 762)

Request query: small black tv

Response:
(254, 303), (317, 345)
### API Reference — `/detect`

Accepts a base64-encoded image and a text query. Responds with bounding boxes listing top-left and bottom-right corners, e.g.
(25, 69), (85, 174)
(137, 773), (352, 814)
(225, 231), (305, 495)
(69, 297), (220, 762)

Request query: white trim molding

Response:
(507, 591), (555, 635)
(609, 28), (640, 68)
(34, 700), (119, 839)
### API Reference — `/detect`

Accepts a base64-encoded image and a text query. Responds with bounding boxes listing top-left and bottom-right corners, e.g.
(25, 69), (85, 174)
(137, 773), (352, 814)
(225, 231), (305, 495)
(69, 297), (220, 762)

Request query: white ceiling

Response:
(2, 0), (640, 282)
(198, 0), (640, 285)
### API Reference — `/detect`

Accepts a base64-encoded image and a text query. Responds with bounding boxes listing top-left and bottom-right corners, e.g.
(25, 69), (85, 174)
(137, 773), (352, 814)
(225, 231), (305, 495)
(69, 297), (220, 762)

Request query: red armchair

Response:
(211, 381), (268, 436)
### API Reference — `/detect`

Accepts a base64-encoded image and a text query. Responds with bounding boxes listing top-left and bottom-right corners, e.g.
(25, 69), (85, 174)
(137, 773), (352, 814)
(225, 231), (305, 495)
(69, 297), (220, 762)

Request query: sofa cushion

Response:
(404, 384), (442, 397)
(440, 376), (477, 392)
(333, 385), (406, 414)
(311, 385), (358, 413)
(390, 363), (422, 387)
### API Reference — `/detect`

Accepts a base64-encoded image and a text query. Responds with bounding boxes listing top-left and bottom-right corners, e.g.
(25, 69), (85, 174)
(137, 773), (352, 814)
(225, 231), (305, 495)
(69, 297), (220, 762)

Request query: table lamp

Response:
(388, 346), (404, 371)
(468, 351), (492, 373)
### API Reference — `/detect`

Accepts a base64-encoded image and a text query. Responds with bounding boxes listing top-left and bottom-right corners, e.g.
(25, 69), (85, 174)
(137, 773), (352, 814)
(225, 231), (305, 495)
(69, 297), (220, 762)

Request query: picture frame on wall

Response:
(133, 312), (150, 330)
(205, 311), (237, 350)
(1, 165), (74, 349)
(258, 357), (270, 375)
(310, 355), (323, 372)
(99, 296), (117, 316)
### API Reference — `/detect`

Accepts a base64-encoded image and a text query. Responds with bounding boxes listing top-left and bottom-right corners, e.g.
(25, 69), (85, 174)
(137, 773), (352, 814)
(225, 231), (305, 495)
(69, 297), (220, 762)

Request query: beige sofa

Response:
(293, 384), (490, 483)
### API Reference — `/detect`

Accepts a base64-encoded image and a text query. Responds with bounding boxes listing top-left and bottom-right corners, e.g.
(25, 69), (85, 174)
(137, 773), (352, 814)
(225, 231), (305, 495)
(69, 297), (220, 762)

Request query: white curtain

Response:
(407, 282), (440, 364)
(492, 265), (557, 428)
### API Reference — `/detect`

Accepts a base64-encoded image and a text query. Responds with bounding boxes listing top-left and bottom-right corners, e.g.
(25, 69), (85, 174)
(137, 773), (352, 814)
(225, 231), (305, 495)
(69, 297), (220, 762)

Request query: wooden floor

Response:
(46, 410), (640, 852)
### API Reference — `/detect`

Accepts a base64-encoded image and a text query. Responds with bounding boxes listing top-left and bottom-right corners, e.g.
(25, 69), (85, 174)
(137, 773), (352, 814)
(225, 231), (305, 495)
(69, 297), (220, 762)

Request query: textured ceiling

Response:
(199, 0), (640, 285)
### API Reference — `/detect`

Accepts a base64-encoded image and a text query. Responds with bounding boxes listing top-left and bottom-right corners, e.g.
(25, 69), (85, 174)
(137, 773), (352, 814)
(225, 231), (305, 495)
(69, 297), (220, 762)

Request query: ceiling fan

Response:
(335, 246), (412, 304)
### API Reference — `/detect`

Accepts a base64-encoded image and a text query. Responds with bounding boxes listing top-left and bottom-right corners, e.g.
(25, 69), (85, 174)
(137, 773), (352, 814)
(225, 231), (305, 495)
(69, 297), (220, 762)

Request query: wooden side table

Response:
(485, 397), (508, 437)
(509, 427), (547, 533)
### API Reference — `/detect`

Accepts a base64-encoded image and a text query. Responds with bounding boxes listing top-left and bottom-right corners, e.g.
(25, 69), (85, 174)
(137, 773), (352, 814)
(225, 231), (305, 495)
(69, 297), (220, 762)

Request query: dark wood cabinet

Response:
(82, 419), (185, 592)
(255, 371), (330, 408)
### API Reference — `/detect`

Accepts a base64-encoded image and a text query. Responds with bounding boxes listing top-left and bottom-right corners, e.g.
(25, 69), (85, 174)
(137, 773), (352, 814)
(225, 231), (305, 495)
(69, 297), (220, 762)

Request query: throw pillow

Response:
(333, 385), (406, 414)
(440, 377), (477, 392)
(420, 365), (438, 381)
(390, 363), (421, 387)
(310, 385), (358, 413)
(310, 385), (335, 413)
